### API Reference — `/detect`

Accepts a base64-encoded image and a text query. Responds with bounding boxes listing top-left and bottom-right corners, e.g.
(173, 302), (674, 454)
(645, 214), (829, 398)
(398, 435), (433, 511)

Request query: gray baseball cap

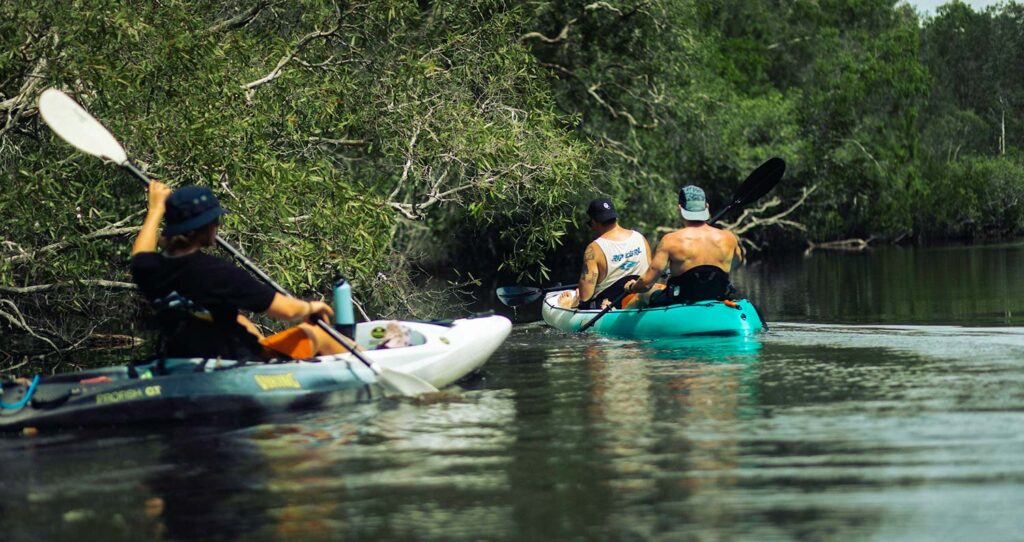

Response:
(678, 185), (710, 221)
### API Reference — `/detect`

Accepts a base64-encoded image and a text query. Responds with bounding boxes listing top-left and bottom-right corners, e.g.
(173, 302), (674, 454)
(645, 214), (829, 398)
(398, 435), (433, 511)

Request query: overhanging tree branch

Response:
(242, 9), (343, 101)
(520, 18), (578, 44)
(1, 34), (51, 136)
(206, 1), (270, 34)
(0, 280), (137, 295)
(721, 184), (819, 237)
(4, 212), (142, 265)
(0, 299), (60, 353)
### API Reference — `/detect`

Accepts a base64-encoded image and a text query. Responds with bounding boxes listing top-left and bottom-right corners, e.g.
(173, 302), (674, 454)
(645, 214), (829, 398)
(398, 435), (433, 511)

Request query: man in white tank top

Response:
(558, 198), (652, 309)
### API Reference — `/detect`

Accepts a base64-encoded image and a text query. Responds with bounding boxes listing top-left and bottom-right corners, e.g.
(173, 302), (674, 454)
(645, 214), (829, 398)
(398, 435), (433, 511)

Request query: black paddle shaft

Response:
(121, 162), (376, 369)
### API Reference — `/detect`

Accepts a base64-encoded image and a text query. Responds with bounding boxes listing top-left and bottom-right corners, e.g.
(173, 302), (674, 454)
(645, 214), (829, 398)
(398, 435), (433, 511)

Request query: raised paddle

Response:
(576, 157), (786, 333)
(709, 157), (786, 223)
(37, 88), (438, 397)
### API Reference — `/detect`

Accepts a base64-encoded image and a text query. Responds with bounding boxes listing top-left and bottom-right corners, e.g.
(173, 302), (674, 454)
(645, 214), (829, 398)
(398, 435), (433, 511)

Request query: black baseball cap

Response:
(586, 198), (617, 222)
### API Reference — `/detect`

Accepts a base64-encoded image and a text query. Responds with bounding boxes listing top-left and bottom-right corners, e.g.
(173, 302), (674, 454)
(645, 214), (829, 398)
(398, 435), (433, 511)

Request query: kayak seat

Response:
(648, 265), (736, 308)
(30, 383), (78, 409)
(150, 290), (213, 323)
(146, 291), (218, 368)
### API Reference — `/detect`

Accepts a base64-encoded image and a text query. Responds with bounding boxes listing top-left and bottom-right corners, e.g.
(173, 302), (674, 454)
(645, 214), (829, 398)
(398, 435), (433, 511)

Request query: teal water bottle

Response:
(332, 274), (355, 339)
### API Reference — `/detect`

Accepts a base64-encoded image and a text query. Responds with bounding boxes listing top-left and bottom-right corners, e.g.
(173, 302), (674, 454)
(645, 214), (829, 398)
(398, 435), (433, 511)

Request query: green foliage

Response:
(919, 154), (1024, 239)
(2, 0), (1024, 357)
(1, 0), (589, 356)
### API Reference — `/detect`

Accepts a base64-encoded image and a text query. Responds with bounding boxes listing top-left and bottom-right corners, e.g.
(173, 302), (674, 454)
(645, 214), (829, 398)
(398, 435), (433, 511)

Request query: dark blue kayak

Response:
(0, 357), (380, 433)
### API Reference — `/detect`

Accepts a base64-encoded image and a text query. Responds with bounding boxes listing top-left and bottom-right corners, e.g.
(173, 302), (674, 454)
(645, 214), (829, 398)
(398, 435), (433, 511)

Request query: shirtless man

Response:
(558, 198), (651, 309)
(624, 185), (743, 306)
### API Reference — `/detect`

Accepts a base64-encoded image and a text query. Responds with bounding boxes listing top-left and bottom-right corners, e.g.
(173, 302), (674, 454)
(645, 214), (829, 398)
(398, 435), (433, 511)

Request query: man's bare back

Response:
(623, 222), (742, 303)
(658, 222), (741, 278)
(623, 184), (744, 303)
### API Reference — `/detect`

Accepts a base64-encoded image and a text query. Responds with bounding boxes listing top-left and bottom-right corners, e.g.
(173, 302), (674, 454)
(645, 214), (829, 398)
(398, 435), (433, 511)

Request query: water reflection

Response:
(4, 244), (1024, 540)
(604, 337), (757, 537)
(143, 428), (277, 541)
(502, 333), (615, 540)
(737, 242), (1024, 325)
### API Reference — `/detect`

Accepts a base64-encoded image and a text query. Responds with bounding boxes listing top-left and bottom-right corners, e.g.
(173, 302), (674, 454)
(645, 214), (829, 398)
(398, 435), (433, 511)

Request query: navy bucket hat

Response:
(162, 185), (227, 236)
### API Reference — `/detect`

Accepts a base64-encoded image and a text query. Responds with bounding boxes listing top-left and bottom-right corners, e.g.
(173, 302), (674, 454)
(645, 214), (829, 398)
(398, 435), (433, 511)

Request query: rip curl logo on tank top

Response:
(610, 246), (642, 270)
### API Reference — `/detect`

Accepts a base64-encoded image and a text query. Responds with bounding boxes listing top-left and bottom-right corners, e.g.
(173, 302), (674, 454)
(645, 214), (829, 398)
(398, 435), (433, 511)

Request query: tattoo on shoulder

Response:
(584, 246), (596, 261)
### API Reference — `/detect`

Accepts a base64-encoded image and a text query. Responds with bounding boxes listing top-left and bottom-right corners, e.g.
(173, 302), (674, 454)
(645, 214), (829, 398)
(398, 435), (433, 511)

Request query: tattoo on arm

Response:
(580, 266), (598, 285)
(579, 245), (599, 292)
(584, 247), (599, 283)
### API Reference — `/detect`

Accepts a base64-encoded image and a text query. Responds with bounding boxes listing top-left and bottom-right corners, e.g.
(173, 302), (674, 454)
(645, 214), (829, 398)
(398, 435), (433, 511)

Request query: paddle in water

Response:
(576, 157), (786, 333)
(36, 88), (437, 396)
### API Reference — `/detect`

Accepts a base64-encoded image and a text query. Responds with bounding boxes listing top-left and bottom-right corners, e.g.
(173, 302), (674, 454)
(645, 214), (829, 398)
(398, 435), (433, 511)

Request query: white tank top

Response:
(594, 230), (649, 297)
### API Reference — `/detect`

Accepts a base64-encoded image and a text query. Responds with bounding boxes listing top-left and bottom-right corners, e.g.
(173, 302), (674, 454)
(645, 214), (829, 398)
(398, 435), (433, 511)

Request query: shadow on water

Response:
(0, 426), (282, 541)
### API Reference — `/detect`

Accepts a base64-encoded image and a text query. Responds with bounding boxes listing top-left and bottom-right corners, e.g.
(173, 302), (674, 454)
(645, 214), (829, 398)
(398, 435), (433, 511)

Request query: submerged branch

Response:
(805, 237), (873, 255)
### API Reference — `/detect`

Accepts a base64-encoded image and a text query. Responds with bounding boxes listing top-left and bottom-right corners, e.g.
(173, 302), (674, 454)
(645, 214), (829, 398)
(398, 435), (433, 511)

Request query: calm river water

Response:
(2, 243), (1024, 541)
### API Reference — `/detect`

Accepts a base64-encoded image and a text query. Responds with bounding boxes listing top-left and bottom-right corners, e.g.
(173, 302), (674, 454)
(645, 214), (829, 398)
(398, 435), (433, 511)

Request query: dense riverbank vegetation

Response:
(2, 1), (1022, 360)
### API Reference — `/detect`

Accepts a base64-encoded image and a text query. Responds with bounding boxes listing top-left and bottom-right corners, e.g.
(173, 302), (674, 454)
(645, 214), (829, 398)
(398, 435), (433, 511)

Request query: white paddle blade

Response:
(373, 363), (439, 396)
(38, 88), (128, 165)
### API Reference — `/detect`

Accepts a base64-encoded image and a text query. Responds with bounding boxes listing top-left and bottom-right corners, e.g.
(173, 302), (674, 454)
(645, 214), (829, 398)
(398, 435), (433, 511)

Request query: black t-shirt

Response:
(130, 251), (276, 359)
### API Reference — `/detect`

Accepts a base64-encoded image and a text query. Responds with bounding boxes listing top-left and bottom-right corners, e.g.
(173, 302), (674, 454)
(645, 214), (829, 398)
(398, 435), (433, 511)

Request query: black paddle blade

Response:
(496, 286), (543, 307)
(734, 157), (786, 207)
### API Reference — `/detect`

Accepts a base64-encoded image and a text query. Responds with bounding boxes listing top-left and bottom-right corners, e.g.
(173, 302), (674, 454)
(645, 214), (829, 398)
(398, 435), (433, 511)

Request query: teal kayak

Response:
(541, 291), (766, 338)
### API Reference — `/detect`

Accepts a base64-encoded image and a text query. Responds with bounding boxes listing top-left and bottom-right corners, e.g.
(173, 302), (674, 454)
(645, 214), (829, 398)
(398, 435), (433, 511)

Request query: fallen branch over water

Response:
(805, 237), (873, 254)
(0, 299), (60, 353)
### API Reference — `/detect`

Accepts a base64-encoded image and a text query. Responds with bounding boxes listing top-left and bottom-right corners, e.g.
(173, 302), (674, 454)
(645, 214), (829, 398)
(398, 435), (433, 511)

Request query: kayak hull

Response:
(541, 292), (765, 338)
(0, 315), (511, 432)
(0, 361), (379, 432)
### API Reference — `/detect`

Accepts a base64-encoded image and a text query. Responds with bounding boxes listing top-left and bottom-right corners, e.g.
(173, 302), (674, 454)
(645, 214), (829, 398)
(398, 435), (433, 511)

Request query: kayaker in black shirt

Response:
(624, 185), (742, 306)
(130, 181), (360, 360)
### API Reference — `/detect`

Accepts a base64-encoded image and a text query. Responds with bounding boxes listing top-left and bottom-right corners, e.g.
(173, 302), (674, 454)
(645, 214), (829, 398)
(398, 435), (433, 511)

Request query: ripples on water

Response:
(3, 245), (1024, 540)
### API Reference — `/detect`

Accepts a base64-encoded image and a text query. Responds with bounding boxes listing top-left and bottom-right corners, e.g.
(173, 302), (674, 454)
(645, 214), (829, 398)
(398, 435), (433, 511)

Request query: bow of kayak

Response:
(322, 315), (512, 388)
